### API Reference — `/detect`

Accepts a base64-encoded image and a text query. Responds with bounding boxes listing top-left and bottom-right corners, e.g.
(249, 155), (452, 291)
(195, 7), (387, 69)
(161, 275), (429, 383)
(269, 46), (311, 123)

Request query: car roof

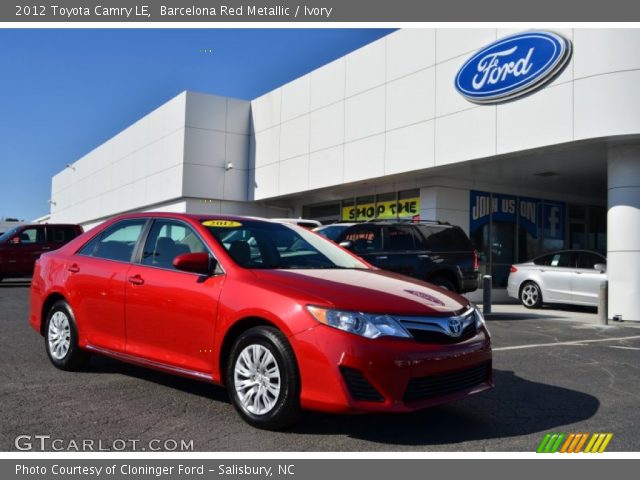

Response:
(104, 212), (279, 223)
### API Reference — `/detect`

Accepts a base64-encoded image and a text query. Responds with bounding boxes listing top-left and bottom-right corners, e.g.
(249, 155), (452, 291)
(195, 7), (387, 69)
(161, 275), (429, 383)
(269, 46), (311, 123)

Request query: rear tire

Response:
(45, 300), (89, 371)
(430, 276), (457, 292)
(226, 326), (301, 430)
(520, 282), (543, 309)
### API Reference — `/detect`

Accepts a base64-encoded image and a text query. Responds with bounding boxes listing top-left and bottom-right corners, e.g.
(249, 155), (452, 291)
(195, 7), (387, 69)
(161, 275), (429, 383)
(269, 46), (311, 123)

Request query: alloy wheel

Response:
(233, 344), (281, 415)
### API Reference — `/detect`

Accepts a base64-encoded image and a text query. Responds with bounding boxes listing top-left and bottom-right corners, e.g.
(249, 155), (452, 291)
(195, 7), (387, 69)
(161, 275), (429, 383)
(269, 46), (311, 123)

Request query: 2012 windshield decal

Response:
(455, 31), (572, 104)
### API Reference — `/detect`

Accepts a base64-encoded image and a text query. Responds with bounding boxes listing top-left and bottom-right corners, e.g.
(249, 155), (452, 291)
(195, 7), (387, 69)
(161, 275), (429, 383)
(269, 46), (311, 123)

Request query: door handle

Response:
(41, 246), (51, 251)
(375, 256), (388, 260)
(67, 264), (80, 273)
(128, 274), (144, 286)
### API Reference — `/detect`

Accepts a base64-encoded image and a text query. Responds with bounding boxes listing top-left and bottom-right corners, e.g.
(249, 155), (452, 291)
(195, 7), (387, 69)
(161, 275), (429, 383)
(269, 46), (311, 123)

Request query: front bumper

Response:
(292, 323), (493, 414)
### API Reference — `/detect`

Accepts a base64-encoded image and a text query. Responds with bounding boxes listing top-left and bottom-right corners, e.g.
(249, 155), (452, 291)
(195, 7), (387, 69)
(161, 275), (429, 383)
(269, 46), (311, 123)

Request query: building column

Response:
(608, 143), (640, 322)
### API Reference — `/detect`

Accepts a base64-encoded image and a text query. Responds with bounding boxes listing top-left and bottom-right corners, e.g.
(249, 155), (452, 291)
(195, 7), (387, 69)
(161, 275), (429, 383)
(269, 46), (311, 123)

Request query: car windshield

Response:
(203, 220), (369, 270)
(0, 226), (20, 243)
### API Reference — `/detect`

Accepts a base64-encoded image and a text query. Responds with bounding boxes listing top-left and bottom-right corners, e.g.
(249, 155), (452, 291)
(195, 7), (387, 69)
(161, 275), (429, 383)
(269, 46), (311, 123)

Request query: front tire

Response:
(430, 276), (457, 292)
(226, 326), (301, 430)
(520, 282), (543, 309)
(45, 300), (89, 371)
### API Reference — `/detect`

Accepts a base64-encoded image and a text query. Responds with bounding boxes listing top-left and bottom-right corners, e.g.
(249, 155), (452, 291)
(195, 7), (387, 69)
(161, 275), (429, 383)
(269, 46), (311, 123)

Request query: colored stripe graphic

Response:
(537, 433), (613, 453)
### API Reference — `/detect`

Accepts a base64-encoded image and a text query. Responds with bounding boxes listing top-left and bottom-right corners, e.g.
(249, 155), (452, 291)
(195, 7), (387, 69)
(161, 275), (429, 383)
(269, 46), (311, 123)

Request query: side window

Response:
(419, 226), (472, 251)
(17, 227), (44, 245)
(141, 220), (207, 270)
(49, 226), (79, 244)
(577, 253), (605, 269)
(79, 219), (146, 262)
(343, 226), (382, 253)
(533, 254), (552, 266)
(550, 252), (575, 268)
(386, 226), (419, 251)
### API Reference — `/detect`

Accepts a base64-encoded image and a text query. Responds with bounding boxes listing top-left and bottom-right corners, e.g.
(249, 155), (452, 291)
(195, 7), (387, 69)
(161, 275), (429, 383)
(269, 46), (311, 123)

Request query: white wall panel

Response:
(251, 88), (281, 133)
(497, 83), (573, 154)
(344, 134), (385, 183)
(309, 102), (344, 152)
(344, 86), (385, 142)
(185, 92), (226, 131)
(385, 121), (434, 175)
(309, 146), (344, 190)
(253, 126), (280, 168)
(281, 75), (311, 122)
(435, 55), (475, 117)
(386, 67), (435, 130)
(386, 29), (435, 81)
(435, 107), (496, 166)
(310, 58), (345, 110)
(575, 71), (640, 140)
(435, 29), (496, 63)
(574, 29), (640, 79)
(254, 163), (279, 199)
(183, 128), (226, 167)
(279, 155), (309, 195)
(345, 40), (386, 97)
(279, 116), (309, 160)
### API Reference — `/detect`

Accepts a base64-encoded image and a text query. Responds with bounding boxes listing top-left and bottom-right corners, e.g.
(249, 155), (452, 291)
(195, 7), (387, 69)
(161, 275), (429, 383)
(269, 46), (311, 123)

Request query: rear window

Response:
(417, 225), (472, 251)
(49, 226), (80, 244)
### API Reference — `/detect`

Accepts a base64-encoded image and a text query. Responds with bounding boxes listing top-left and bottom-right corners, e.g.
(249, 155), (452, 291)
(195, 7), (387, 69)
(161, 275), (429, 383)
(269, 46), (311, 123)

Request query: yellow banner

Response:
(341, 197), (420, 221)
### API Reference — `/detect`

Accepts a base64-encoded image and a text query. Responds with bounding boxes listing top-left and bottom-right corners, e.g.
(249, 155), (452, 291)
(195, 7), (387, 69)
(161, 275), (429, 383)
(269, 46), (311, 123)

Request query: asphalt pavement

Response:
(1, 280), (639, 451)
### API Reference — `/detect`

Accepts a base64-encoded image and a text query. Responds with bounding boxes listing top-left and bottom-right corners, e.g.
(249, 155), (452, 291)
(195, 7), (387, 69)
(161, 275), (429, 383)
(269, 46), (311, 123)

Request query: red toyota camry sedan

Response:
(29, 213), (492, 429)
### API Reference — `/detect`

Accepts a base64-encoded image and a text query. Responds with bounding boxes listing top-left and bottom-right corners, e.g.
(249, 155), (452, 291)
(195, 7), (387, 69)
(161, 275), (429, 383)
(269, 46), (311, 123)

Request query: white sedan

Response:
(507, 250), (607, 308)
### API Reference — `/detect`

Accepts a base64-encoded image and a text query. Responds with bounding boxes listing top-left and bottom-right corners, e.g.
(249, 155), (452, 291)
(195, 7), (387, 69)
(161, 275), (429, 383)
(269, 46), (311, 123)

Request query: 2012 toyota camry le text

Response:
(29, 213), (492, 429)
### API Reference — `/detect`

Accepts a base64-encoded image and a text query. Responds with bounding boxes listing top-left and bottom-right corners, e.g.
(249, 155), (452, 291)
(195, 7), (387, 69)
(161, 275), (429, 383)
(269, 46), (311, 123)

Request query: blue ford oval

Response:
(455, 31), (572, 104)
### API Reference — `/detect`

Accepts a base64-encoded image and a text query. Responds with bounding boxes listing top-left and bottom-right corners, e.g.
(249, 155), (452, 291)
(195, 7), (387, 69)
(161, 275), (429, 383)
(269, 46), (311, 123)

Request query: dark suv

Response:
(0, 224), (83, 281)
(315, 221), (479, 293)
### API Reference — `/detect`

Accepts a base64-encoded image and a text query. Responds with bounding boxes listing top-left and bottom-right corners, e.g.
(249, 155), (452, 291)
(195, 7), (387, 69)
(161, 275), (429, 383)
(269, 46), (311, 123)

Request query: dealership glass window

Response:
(470, 191), (570, 288)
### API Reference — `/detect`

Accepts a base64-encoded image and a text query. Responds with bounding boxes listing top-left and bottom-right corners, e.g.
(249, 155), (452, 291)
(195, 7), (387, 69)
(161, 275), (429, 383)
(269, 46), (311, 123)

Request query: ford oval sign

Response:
(455, 31), (572, 104)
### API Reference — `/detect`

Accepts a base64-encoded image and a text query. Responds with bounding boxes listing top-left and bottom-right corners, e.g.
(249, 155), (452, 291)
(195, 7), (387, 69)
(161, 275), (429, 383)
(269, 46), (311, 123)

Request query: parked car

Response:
(29, 213), (492, 429)
(0, 224), (83, 281)
(507, 250), (607, 308)
(315, 221), (479, 293)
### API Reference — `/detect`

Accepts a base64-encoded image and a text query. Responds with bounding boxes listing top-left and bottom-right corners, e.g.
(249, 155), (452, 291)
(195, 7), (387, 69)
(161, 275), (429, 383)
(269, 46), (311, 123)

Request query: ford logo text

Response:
(455, 31), (572, 104)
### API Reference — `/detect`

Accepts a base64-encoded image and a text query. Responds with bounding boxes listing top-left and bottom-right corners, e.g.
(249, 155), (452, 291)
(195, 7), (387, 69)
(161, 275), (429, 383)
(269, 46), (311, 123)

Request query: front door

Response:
(5, 226), (47, 276)
(125, 219), (224, 374)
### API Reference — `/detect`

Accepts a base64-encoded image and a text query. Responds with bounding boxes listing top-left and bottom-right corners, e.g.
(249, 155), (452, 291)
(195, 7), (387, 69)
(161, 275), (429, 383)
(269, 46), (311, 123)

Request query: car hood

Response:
(251, 268), (469, 316)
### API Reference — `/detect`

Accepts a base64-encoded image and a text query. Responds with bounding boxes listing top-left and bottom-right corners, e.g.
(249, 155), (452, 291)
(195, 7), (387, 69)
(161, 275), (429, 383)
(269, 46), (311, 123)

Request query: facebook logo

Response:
(543, 203), (564, 240)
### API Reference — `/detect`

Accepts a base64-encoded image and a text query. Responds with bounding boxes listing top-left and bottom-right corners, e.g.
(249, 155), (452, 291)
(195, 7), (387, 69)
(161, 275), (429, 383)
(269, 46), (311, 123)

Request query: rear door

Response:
(125, 218), (224, 374)
(381, 225), (424, 277)
(572, 252), (606, 306)
(65, 218), (147, 352)
(46, 225), (82, 251)
(538, 252), (575, 302)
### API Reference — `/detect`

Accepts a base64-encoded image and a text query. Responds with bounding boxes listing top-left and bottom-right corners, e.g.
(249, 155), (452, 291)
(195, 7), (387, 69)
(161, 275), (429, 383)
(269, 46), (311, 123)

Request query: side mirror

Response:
(594, 263), (607, 274)
(173, 252), (216, 276)
(339, 240), (353, 251)
(9, 237), (21, 245)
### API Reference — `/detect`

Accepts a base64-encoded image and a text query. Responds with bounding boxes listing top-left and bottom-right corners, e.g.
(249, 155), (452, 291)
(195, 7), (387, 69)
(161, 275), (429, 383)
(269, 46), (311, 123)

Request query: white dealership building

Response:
(49, 28), (640, 321)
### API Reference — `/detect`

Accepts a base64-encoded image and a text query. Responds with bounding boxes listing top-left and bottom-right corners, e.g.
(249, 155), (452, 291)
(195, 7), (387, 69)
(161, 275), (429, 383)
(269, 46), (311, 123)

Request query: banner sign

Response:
(470, 190), (564, 239)
(342, 197), (419, 221)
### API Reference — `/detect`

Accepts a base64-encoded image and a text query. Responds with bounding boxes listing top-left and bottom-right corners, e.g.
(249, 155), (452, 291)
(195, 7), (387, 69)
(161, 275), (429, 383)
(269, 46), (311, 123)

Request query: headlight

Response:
(474, 306), (486, 329)
(306, 306), (411, 339)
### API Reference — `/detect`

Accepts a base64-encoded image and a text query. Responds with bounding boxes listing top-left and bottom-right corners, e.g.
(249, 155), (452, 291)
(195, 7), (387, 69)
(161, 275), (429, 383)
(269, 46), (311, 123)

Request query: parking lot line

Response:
(493, 335), (640, 351)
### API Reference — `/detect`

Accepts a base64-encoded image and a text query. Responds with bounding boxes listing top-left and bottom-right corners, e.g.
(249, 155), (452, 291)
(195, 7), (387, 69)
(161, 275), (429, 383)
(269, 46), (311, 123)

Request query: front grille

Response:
(407, 323), (477, 344)
(339, 366), (384, 402)
(403, 362), (491, 402)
